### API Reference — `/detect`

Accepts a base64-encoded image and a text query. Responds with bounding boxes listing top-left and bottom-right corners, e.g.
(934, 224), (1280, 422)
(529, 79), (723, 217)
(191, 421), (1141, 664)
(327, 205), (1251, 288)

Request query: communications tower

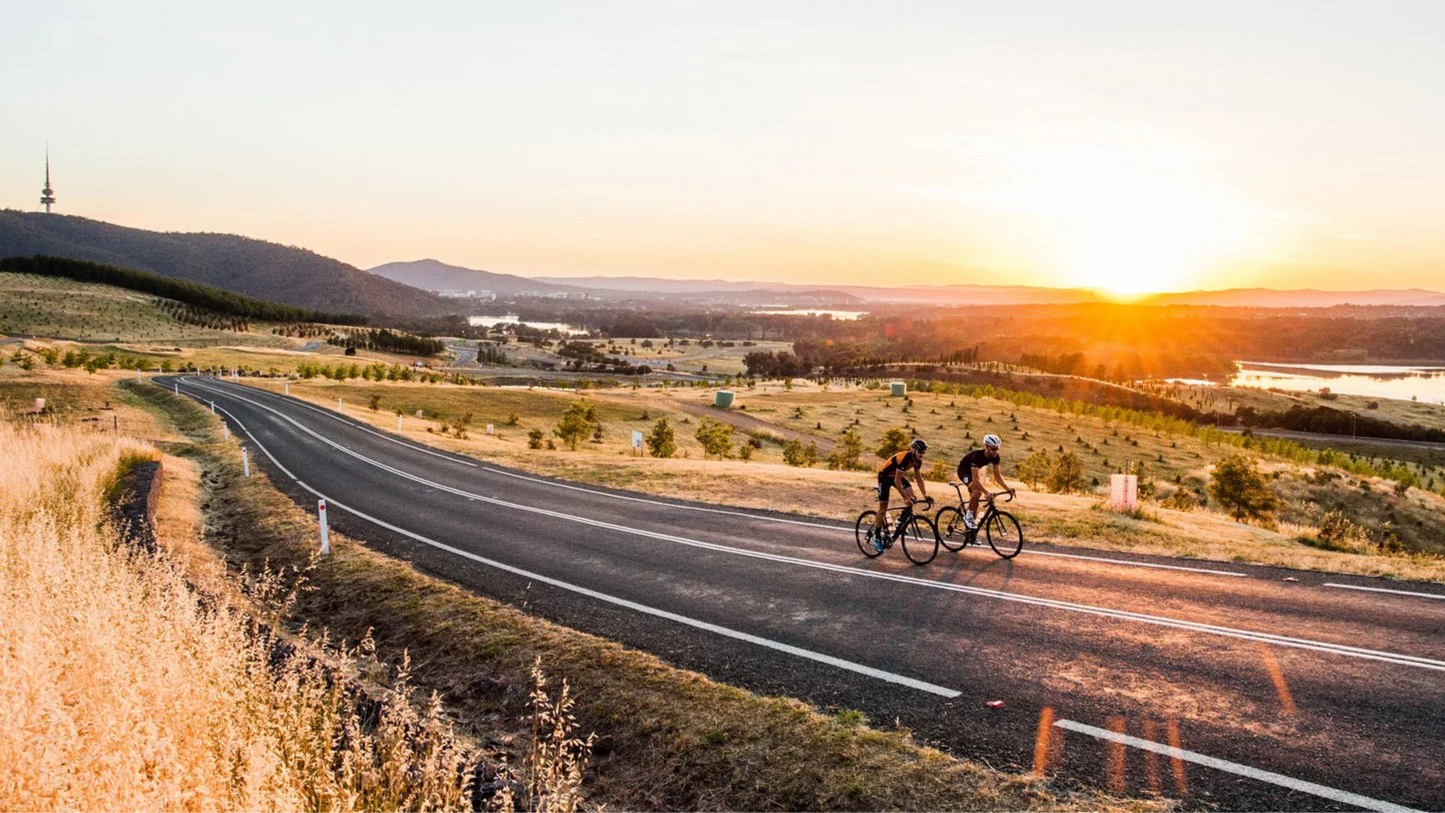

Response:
(40, 150), (56, 213)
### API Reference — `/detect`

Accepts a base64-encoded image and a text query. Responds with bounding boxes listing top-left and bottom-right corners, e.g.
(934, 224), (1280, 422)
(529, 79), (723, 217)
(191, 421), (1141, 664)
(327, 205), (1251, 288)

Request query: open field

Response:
(1160, 379), (1445, 432)
(0, 271), (295, 346)
(239, 375), (1445, 580)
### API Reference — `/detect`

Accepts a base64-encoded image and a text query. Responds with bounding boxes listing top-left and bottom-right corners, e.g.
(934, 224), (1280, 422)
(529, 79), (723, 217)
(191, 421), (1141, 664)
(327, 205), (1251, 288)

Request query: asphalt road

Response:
(164, 375), (1445, 812)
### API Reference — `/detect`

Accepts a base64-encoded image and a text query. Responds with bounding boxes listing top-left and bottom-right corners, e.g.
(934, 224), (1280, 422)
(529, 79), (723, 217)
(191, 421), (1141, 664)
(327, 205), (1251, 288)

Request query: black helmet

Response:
(911, 438), (928, 453)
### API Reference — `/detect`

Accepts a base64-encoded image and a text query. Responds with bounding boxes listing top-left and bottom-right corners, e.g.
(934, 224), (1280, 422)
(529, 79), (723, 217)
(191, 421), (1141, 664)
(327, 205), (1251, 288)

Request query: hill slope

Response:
(367, 258), (593, 295)
(0, 211), (452, 318)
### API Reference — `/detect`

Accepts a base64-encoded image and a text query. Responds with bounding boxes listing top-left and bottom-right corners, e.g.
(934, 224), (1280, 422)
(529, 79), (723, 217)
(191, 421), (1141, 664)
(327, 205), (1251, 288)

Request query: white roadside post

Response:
(210, 401), (215, 414)
(174, 383), (179, 395)
(222, 423), (229, 440)
(318, 499), (331, 554)
(486, 424), (494, 435)
(397, 414), (403, 432)
(242, 447), (250, 477)
(284, 380), (290, 396)
(338, 398), (343, 411)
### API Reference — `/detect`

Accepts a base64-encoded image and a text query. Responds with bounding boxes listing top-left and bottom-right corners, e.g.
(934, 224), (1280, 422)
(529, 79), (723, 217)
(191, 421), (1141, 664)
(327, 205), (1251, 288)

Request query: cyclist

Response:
(874, 438), (930, 545)
(957, 434), (1015, 529)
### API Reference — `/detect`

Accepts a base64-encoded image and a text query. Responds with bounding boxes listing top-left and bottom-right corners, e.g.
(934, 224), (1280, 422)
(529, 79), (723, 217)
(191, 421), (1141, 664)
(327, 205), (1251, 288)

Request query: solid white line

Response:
(178, 379), (1445, 673)
(1324, 583), (1445, 601)
(207, 378), (1251, 580)
(1054, 719), (1422, 813)
(1022, 549), (1246, 577)
(188, 386), (959, 698)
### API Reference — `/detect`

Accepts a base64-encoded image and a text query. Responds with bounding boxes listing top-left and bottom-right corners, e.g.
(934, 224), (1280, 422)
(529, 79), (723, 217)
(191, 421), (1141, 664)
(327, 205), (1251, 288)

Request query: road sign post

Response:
(318, 499), (331, 555)
(632, 430), (644, 456)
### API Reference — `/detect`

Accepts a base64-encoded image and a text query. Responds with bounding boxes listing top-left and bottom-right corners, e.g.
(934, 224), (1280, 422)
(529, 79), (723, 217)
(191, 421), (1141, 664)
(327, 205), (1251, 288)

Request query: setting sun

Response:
(1029, 159), (1256, 298)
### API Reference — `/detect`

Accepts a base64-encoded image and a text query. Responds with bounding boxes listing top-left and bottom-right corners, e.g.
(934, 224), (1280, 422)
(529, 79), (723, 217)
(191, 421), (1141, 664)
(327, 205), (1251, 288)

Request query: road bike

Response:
(855, 495), (938, 565)
(935, 485), (1024, 559)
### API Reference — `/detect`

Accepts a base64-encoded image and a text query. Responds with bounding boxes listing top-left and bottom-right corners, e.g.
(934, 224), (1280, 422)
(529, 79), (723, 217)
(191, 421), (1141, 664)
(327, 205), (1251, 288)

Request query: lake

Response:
(468, 315), (587, 335)
(1230, 362), (1445, 405)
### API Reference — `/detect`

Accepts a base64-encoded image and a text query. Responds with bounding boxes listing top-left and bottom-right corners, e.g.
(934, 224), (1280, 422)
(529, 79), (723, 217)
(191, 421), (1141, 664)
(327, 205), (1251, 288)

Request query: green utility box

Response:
(714, 390), (735, 408)
(890, 382), (907, 397)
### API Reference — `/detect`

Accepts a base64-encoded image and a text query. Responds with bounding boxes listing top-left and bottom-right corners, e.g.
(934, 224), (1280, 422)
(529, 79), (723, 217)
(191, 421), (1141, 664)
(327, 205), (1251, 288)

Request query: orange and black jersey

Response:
(878, 450), (923, 478)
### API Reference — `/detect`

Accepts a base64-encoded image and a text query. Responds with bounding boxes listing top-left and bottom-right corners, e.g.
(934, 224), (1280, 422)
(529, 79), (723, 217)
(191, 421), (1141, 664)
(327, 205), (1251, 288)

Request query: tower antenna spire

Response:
(41, 146), (56, 213)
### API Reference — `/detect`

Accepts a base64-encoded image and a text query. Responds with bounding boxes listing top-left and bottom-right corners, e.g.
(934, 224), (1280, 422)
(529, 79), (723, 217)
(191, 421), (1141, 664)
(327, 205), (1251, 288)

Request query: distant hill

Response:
(367, 258), (590, 296)
(1144, 288), (1445, 308)
(0, 211), (453, 318)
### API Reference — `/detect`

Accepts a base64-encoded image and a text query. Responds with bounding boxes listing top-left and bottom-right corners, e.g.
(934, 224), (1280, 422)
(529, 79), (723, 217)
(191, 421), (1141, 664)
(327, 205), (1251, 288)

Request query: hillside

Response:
(0, 211), (453, 319)
(368, 258), (591, 295)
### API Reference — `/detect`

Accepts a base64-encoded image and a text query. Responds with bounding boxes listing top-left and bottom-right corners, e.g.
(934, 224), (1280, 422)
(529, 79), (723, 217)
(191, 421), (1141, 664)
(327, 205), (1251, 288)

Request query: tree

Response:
(804, 441), (819, 467)
(368, 393), (382, 412)
(827, 427), (865, 471)
(1016, 449), (1052, 490)
(694, 417), (735, 459)
(783, 439), (807, 466)
(527, 428), (545, 449)
(645, 417), (677, 458)
(553, 400), (599, 451)
(876, 427), (911, 458)
(1209, 453), (1280, 526)
(1046, 451), (1086, 494)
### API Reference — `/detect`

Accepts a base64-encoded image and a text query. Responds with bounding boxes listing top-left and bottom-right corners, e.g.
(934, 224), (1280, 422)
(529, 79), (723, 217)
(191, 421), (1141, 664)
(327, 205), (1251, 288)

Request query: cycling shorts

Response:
(957, 465), (975, 486)
(878, 473), (912, 501)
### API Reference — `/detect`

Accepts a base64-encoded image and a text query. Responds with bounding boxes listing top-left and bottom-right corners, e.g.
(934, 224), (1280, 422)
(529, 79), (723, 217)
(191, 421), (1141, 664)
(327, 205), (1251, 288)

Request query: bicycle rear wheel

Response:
(855, 511), (884, 558)
(900, 514), (939, 565)
(985, 511), (1024, 559)
(935, 506), (968, 551)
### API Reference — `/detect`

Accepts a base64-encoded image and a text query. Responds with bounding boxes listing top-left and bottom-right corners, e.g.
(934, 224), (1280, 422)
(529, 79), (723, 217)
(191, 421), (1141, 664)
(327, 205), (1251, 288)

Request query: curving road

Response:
(162, 375), (1445, 812)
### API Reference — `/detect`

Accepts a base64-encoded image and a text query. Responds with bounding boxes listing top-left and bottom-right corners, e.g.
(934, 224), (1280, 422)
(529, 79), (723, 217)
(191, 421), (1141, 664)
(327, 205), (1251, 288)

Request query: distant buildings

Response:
(435, 290), (497, 300)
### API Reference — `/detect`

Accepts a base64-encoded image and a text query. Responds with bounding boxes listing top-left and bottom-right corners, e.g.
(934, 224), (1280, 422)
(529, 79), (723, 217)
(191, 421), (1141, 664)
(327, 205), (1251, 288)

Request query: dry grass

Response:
(0, 417), (478, 811)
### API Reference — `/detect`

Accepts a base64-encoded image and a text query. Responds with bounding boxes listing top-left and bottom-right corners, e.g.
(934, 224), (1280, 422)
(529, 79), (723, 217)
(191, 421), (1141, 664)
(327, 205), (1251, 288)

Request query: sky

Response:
(3, 1), (1443, 294)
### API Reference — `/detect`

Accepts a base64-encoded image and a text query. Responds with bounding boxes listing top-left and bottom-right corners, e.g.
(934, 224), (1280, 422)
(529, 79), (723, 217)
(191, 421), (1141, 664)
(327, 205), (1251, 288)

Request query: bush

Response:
(876, 427), (910, 458)
(1307, 511), (1369, 553)
(783, 439), (808, 467)
(1046, 451), (1086, 494)
(368, 394), (382, 412)
(527, 428), (545, 449)
(553, 400), (599, 451)
(694, 418), (734, 459)
(645, 418), (677, 458)
(1209, 454), (1280, 527)
(1161, 488), (1201, 511)
(826, 428), (866, 471)
(1016, 450), (1052, 490)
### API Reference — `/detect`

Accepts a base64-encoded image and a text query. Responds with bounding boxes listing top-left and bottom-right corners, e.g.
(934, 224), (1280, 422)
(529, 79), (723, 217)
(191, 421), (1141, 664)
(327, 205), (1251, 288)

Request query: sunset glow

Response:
(2, 1), (1443, 293)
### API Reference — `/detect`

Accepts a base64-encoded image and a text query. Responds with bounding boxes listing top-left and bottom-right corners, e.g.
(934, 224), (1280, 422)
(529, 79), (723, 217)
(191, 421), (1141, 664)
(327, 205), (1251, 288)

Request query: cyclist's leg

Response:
(875, 476), (892, 534)
(966, 476), (984, 523)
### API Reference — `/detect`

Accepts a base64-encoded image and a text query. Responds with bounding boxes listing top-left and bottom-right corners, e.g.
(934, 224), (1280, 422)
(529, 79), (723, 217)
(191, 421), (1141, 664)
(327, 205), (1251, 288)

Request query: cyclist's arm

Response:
(913, 463), (928, 500)
(990, 463), (1015, 494)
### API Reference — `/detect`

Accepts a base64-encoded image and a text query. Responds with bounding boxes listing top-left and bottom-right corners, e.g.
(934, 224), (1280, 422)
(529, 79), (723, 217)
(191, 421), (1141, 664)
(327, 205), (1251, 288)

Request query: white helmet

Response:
(983, 434), (1001, 449)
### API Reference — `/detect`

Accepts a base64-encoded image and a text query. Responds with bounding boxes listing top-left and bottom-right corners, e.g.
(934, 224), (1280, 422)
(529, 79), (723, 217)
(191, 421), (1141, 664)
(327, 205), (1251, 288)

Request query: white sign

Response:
(632, 430), (644, 450)
(1109, 473), (1139, 511)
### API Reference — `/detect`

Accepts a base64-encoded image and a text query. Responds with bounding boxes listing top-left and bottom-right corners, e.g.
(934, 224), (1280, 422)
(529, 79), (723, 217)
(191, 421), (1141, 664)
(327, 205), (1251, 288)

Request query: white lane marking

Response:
(1023, 549), (1245, 577)
(1325, 583), (1445, 601)
(207, 378), (478, 467)
(178, 379), (1445, 674)
(189, 388), (958, 698)
(1054, 719), (1422, 813)
(198, 378), (1251, 580)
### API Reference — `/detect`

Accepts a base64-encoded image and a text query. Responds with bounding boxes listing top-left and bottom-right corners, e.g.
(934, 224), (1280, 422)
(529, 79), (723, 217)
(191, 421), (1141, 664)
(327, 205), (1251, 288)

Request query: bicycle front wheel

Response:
(901, 514), (939, 565)
(935, 506), (968, 551)
(985, 511), (1024, 559)
(855, 511), (884, 558)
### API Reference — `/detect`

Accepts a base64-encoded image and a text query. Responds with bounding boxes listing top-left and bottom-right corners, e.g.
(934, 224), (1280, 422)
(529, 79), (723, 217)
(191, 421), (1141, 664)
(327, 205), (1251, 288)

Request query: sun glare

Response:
(1028, 159), (1255, 299)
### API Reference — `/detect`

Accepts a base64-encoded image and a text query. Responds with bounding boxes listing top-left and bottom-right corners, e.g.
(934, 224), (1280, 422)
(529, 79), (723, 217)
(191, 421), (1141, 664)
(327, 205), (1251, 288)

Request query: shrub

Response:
(1209, 454), (1280, 527)
(1046, 451), (1086, 494)
(826, 428), (866, 471)
(1016, 449), (1052, 490)
(553, 400), (599, 451)
(876, 427), (910, 458)
(645, 418), (677, 458)
(368, 394), (382, 412)
(783, 439), (808, 466)
(527, 428), (545, 449)
(694, 418), (734, 459)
